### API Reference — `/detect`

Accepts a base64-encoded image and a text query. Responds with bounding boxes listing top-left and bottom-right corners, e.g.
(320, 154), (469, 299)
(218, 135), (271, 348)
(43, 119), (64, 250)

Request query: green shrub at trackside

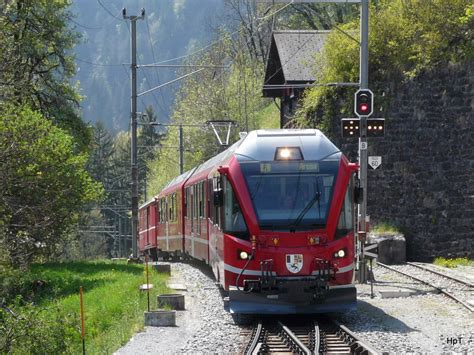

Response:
(0, 260), (171, 354)
(433, 257), (474, 269)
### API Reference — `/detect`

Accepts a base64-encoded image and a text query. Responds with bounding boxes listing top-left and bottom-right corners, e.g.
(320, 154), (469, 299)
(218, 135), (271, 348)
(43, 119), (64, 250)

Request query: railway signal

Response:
(354, 89), (374, 117)
(341, 118), (360, 137)
(367, 118), (385, 137)
(342, 118), (385, 138)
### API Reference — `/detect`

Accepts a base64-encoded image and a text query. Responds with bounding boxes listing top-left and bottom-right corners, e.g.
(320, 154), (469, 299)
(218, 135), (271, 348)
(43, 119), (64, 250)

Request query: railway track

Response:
(406, 262), (474, 288)
(244, 317), (380, 355)
(377, 262), (474, 312)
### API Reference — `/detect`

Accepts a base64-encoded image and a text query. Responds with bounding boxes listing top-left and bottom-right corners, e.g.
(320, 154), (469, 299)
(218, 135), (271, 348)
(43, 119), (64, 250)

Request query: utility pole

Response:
(358, 0), (369, 283)
(123, 8), (145, 259)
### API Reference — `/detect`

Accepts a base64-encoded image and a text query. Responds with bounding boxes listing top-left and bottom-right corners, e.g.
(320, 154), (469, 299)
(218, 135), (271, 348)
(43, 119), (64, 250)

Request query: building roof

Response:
(263, 30), (328, 97)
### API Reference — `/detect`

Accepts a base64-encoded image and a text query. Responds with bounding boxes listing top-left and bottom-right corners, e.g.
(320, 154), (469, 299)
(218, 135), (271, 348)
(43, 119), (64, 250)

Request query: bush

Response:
(0, 298), (77, 354)
(433, 257), (474, 268)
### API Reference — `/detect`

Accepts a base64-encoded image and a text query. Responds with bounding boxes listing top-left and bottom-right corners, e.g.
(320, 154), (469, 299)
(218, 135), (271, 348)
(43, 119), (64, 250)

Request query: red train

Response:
(139, 129), (358, 316)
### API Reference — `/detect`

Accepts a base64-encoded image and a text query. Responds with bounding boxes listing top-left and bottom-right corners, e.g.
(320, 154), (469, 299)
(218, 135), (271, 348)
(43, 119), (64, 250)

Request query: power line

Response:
(67, 16), (103, 30)
(96, 0), (123, 21)
(144, 1), (295, 66)
(75, 57), (125, 67)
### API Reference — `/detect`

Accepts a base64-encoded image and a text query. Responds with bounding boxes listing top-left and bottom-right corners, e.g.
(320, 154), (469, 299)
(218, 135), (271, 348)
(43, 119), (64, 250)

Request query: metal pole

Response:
(358, 0), (369, 283)
(131, 18), (139, 259)
(123, 9), (145, 260)
(79, 286), (86, 355)
(179, 125), (184, 174)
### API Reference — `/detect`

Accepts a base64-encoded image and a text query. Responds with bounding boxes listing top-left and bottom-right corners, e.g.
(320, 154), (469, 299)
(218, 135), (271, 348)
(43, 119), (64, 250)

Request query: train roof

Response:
(162, 167), (196, 191)
(235, 129), (341, 162)
(155, 129), (342, 196)
(139, 198), (156, 210)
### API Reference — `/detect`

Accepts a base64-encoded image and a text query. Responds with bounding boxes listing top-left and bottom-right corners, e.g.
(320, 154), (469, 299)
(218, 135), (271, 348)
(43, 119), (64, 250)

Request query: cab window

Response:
(223, 176), (249, 240)
(335, 176), (355, 239)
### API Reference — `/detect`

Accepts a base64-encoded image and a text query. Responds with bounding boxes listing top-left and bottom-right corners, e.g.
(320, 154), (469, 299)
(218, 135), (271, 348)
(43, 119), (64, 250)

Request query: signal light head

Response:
(354, 89), (374, 117)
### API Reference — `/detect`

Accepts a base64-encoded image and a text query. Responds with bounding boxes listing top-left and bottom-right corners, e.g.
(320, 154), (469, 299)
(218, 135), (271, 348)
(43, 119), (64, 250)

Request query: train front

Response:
(223, 129), (358, 314)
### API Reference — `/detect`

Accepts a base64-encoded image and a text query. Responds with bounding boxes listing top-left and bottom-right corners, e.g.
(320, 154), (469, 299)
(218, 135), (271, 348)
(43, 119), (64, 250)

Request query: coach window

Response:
(158, 199), (162, 223)
(174, 193), (177, 221)
(199, 182), (204, 218)
(193, 185), (197, 232)
(213, 176), (222, 228)
(208, 179), (213, 222)
(185, 187), (190, 219)
(191, 185), (194, 231)
(169, 193), (175, 222)
(223, 176), (249, 239)
(162, 198), (167, 222)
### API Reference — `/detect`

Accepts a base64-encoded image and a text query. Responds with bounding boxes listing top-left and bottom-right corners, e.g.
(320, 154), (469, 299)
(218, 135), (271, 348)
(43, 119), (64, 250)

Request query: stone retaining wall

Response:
(336, 61), (473, 261)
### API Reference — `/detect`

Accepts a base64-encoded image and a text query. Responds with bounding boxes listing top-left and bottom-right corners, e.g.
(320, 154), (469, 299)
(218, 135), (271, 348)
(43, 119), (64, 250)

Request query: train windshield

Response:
(240, 160), (339, 231)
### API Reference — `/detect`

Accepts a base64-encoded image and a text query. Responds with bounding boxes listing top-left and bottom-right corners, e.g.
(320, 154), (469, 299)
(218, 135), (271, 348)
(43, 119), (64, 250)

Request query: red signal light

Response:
(354, 89), (374, 117)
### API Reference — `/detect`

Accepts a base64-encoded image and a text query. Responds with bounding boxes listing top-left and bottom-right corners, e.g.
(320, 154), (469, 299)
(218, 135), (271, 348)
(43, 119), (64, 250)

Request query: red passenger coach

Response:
(139, 129), (359, 317)
(138, 199), (158, 259)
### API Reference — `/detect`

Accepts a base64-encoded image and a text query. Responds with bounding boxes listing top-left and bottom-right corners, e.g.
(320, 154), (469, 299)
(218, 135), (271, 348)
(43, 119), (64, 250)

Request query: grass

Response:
(255, 101), (280, 129)
(1, 260), (171, 354)
(433, 257), (474, 269)
(370, 222), (400, 234)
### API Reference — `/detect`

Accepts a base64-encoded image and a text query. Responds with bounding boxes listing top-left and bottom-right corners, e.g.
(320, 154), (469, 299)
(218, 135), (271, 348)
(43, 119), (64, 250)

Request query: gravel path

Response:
(115, 262), (247, 354)
(116, 262), (474, 354)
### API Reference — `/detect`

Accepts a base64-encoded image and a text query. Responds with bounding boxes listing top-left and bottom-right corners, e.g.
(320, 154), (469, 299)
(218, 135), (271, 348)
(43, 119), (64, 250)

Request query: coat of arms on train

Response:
(286, 254), (303, 273)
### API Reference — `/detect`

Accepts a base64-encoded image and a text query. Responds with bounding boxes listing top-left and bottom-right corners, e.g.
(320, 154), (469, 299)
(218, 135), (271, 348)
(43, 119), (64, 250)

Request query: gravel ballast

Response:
(116, 262), (474, 354)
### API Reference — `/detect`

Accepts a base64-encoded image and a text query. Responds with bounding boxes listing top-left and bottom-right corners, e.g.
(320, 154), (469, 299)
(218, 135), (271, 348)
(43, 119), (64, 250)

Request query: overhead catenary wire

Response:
(75, 57), (126, 67)
(96, 0), (123, 21)
(142, 1), (295, 67)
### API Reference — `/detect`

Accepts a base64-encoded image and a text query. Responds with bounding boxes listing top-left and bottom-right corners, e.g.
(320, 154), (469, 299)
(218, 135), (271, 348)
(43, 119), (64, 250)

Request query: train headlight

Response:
(333, 249), (346, 258)
(275, 147), (303, 161)
(239, 251), (249, 260)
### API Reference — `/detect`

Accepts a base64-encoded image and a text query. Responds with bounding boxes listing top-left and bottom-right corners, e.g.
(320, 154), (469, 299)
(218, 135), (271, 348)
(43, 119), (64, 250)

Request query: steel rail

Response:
(313, 320), (320, 354)
(407, 262), (474, 288)
(278, 321), (312, 355)
(330, 319), (382, 355)
(245, 320), (263, 355)
(378, 262), (474, 313)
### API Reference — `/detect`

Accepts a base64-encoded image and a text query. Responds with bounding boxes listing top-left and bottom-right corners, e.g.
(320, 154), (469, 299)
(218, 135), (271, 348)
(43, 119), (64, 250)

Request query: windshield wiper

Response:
(291, 182), (321, 228)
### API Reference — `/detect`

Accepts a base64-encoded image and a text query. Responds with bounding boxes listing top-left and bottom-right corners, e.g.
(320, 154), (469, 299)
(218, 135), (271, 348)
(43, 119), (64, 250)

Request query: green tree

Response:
(138, 106), (165, 201)
(0, 104), (103, 268)
(294, 0), (474, 132)
(0, 0), (90, 149)
(87, 121), (115, 183)
(146, 32), (272, 193)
